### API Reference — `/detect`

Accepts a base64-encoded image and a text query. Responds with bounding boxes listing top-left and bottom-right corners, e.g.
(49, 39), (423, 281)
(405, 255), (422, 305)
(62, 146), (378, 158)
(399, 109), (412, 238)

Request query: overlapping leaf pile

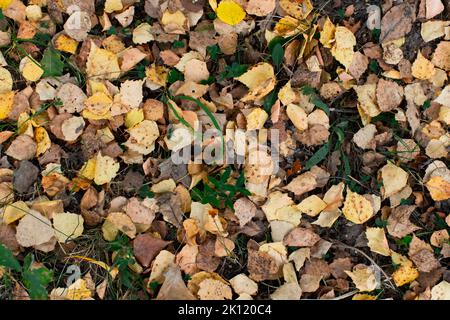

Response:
(0, 0), (449, 300)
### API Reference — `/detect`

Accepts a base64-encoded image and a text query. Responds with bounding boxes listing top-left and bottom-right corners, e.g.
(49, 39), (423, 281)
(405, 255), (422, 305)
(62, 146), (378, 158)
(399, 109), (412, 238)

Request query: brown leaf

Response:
(247, 241), (279, 282)
(410, 249), (441, 273)
(283, 172), (317, 196)
(0, 223), (20, 253)
(176, 244), (200, 275)
(5, 135), (36, 160)
(233, 197), (256, 227)
(386, 205), (421, 238)
(80, 187), (98, 210)
(125, 197), (156, 226)
(380, 3), (415, 43)
(133, 234), (170, 267)
(196, 238), (221, 272)
(156, 265), (197, 300)
(376, 79), (404, 112)
(283, 227), (321, 247)
(329, 257), (353, 279)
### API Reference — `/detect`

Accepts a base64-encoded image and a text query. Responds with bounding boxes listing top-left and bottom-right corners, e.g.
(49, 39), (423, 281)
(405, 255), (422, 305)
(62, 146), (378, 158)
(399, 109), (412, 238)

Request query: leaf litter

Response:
(0, 0), (448, 301)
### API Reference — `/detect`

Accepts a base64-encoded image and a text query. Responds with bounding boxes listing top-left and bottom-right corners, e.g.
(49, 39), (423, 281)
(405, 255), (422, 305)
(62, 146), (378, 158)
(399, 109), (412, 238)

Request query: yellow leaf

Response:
(342, 190), (374, 224)
(102, 212), (136, 241)
(161, 10), (187, 30)
(79, 158), (96, 180)
(391, 252), (419, 287)
(3, 201), (29, 224)
(53, 212), (84, 242)
(354, 84), (381, 118)
(54, 34), (78, 54)
(411, 51), (435, 80)
(0, 67), (13, 94)
(125, 108), (144, 128)
(278, 81), (296, 106)
(274, 16), (306, 37)
(236, 62), (276, 102)
(0, 0), (12, 9)
(145, 64), (168, 88)
(209, 0), (218, 11)
(82, 92), (112, 120)
(94, 152), (119, 185)
(280, 0), (313, 20)
(245, 108), (268, 130)
(124, 120), (159, 155)
(426, 176), (450, 201)
(148, 250), (175, 284)
(331, 26), (356, 69)
(0, 91), (14, 120)
(286, 104), (308, 131)
(352, 293), (377, 300)
(366, 227), (391, 256)
(86, 42), (121, 80)
(34, 127), (51, 157)
(320, 17), (336, 48)
(104, 0), (123, 13)
(20, 57), (44, 82)
(297, 195), (327, 217)
(216, 0), (246, 26)
(66, 279), (92, 300)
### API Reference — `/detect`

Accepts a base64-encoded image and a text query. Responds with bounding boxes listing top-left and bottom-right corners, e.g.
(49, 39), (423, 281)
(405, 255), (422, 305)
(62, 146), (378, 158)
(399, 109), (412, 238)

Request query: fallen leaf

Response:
(386, 205), (420, 238)
(229, 274), (258, 296)
(411, 51), (435, 80)
(53, 213), (84, 243)
(380, 162), (409, 199)
(283, 227), (321, 247)
(270, 282), (302, 300)
(431, 281), (450, 300)
(366, 227), (391, 256)
(342, 190), (374, 224)
(245, 0), (275, 17)
(94, 153), (120, 185)
(16, 210), (55, 247)
(380, 3), (415, 43)
(345, 265), (379, 292)
(133, 233), (170, 268)
(216, 0), (246, 26)
(233, 197), (256, 227)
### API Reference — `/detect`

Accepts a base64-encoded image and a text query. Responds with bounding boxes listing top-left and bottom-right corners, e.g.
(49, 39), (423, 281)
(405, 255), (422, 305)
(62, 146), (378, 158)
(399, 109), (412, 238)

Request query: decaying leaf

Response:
(386, 205), (420, 238)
